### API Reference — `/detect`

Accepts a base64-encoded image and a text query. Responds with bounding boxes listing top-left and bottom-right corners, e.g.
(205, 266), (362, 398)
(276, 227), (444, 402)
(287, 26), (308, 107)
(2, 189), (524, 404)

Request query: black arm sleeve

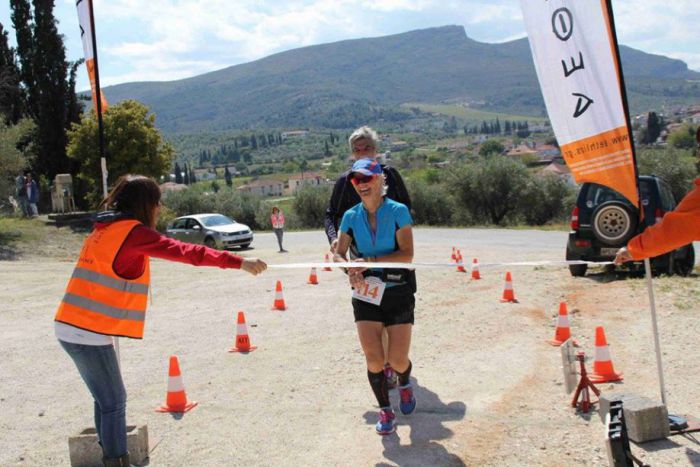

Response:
(324, 175), (347, 244)
(385, 166), (412, 210)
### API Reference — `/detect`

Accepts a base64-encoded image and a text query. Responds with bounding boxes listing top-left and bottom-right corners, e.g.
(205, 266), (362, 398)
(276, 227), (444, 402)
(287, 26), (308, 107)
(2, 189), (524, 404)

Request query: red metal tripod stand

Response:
(571, 351), (600, 413)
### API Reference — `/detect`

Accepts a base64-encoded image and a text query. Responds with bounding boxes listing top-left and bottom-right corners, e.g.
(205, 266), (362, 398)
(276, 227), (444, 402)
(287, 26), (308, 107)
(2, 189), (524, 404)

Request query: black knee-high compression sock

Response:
(395, 360), (412, 386)
(367, 370), (390, 408)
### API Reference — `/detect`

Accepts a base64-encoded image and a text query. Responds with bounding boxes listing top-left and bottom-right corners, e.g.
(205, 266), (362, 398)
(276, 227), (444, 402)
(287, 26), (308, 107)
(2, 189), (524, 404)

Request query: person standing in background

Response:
(271, 206), (287, 252)
(25, 172), (39, 217)
(15, 172), (29, 216)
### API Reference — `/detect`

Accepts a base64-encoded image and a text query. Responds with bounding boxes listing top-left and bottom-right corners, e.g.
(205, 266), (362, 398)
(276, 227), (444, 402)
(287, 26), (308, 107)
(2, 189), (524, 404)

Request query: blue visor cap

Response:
(349, 158), (383, 178)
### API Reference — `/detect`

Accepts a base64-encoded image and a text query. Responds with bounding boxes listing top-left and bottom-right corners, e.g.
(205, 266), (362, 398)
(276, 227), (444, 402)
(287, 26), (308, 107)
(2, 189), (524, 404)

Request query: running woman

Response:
(334, 158), (417, 435)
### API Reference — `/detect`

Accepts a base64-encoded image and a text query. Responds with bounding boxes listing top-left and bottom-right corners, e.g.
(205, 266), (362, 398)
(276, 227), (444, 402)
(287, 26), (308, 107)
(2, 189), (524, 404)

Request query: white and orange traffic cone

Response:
(308, 267), (319, 285)
(156, 355), (198, 413)
(500, 271), (518, 303)
(548, 302), (579, 346)
(589, 326), (623, 383)
(272, 280), (286, 310)
(323, 254), (332, 272)
(456, 250), (467, 273)
(471, 258), (481, 280)
(229, 310), (257, 353)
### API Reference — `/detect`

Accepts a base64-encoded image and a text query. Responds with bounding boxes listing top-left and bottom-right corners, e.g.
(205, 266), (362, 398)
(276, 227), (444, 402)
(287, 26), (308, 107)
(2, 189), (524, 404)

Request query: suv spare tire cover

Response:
(591, 201), (638, 245)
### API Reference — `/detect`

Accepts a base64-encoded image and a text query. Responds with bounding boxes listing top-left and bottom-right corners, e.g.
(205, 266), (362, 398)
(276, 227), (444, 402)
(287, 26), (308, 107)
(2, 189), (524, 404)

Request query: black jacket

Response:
(324, 164), (411, 244)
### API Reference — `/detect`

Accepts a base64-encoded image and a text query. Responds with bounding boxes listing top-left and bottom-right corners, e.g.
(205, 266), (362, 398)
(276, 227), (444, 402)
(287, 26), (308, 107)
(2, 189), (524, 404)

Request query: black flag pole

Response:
(87, 0), (108, 199)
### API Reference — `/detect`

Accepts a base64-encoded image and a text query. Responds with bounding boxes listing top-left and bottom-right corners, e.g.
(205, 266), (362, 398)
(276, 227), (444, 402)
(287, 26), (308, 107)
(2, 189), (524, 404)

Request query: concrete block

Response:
(68, 424), (149, 467)
(598, 393), (642, 423)
(599, 393), (669, 443)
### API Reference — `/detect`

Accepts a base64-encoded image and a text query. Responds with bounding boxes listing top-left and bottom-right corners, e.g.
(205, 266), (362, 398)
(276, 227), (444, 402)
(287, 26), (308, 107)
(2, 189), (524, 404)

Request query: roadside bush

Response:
(155, 205), (177, 232)
(162, 186), (264, 229)
(448, 157), (531, 225)
(293, 184), (331, 228)
(520, 174), (574, 225)
(405, 178), (454, 225)
(637, 147), (697, 200)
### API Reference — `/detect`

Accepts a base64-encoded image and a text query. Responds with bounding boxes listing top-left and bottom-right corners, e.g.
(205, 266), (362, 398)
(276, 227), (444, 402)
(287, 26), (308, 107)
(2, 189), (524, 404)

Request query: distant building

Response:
(194, 168), (216, 181)
(536, 144), (561, 162)
(160, 182), (188, 193)
(238, 179), (284, 197)
(287, 172), (327, 194)
(538, 162), (576, 186)
(390, 141), (410, 151)
(281, 130), (309, 140)
(690, 113), (700, 125)
(506, 143), (537, 159)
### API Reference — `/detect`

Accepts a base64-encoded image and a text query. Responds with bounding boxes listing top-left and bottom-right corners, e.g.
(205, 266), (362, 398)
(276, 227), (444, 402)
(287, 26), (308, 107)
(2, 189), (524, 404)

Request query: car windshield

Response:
(201, 215), (235, 227)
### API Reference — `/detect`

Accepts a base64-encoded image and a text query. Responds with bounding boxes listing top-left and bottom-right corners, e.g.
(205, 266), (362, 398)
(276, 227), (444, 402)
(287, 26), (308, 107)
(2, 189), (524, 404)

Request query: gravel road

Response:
(1, 228), (699, 466)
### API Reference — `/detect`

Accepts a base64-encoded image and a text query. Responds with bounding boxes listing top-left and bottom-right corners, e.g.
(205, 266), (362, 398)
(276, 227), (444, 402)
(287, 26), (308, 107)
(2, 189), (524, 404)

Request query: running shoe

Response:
(384, 364), (398, 389)
(398, 384), (416, 415)
(375, 407), (396, 435)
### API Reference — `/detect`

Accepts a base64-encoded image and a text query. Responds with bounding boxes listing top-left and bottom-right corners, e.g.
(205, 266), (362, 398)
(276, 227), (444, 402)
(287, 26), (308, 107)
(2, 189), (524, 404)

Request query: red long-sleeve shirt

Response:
(627, 179), (700, 260)
(103, 222), (243, 279)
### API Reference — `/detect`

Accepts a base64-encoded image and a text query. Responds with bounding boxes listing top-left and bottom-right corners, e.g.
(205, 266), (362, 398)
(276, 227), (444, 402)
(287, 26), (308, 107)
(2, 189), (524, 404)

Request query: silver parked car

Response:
(166, 213), (253, 250)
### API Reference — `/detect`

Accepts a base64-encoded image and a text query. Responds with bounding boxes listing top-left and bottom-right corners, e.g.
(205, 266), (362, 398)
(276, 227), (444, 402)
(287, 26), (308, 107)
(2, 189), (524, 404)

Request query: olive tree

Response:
(67, 100), (174, 205)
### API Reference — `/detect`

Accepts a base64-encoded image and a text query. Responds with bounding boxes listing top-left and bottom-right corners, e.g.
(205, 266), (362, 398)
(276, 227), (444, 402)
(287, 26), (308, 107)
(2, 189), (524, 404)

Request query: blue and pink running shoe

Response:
(398, 384), (416, 415)
(375, 407), (396, 435)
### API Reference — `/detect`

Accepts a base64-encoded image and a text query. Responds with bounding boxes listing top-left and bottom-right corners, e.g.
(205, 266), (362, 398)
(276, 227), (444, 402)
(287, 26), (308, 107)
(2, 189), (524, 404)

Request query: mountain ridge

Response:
(100, 25), (700, 133)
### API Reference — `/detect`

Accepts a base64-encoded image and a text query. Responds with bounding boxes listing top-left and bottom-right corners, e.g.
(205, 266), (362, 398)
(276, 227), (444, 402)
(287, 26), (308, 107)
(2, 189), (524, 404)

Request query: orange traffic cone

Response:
(156, 355), (197, 413)
(548, 302), (579, 346)
(323, 254), (332, 272)
(471, 258), (481, 280)
(272, 280), (286, 310)
(229, 310), (257, 353)
(500, 272), (518, 303)
(456, 250), (467, 273)
(589, 326), (623, 383)
(308, 267), (319, 285)
(451, 247), (457, 262)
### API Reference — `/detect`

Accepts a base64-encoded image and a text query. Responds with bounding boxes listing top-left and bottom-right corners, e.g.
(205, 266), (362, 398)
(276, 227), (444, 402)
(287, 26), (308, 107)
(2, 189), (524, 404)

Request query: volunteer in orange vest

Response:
(54, 174), (266, 467)
(615, 127), (700, 265)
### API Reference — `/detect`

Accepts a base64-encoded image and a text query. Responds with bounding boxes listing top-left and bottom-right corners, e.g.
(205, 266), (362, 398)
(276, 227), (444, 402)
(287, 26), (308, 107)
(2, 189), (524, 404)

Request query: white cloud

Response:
(56, 0), (700, 87)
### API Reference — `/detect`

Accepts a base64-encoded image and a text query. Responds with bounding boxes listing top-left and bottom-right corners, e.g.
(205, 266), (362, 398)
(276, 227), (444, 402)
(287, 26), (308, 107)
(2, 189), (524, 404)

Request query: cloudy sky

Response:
(2, 0), (699, 91)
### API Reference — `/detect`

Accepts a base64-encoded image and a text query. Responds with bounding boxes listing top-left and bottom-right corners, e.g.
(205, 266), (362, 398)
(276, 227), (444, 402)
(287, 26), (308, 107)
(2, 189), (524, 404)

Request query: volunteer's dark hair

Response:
(100, 174), (161, 228)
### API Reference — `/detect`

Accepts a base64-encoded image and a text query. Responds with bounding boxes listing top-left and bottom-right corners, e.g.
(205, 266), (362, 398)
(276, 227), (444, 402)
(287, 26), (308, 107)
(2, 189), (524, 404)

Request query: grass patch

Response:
(0, 215), (87, 261)
(402, 103), (548, 124)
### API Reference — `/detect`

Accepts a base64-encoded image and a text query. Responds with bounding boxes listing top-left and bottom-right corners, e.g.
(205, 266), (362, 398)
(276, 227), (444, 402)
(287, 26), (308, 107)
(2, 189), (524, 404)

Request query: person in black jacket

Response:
(324, 126), (412, 389)
(325, 126), (411, 255)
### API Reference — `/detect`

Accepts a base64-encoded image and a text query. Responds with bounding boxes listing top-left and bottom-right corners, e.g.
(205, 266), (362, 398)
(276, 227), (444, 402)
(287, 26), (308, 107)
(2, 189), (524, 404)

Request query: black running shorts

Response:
(351, 283), (415, 326)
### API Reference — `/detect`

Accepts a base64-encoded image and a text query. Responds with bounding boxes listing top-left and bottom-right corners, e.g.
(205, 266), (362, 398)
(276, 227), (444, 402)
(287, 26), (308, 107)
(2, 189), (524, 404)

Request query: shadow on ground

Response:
(362, 378), (467, 466)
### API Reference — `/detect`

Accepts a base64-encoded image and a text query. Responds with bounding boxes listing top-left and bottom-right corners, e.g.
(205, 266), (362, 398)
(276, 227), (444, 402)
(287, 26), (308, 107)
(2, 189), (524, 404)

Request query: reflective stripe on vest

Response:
(55, 219), (150, 339)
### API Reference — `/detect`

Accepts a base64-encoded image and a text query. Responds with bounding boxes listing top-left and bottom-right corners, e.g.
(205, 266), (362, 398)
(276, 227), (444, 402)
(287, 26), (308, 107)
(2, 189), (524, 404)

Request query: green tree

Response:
(0, 118), (35, 209)
(67, 100), (174, 205)
(642, 112), (662, 144)
(0, 23), (24, 124)
(10, 0), (82, 181)
(183, 162), (190, 185)
(478, 139), (505, 157)
(324, 140), (331, 156)
(224, 166), (232, 187)
(449, 157), (530, 225)
(667, 123), (698, 149)
(520, 174), (573, 225)
(637, 147), (697, 200)
(292, 184), (331, 228)
(174, 162), (182, 184)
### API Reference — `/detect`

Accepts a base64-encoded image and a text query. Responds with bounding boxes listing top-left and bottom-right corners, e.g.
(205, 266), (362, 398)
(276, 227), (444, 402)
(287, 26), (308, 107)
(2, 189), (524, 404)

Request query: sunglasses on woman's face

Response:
(351, 174), (376, 186)
(352, 144), (375, 153)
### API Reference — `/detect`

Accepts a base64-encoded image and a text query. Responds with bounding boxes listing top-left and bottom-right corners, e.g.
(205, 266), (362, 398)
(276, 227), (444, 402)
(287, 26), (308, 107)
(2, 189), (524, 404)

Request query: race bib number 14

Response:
(352, 276), (386, 306)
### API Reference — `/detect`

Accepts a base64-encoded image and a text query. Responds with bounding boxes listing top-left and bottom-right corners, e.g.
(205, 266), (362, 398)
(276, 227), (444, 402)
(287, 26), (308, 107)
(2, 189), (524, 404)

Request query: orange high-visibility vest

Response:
(55, 219), (150, 339)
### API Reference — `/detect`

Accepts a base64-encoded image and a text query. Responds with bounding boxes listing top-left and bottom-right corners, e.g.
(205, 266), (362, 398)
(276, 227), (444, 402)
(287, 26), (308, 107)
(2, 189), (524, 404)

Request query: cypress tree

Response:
(0, 22), (24, 123)
(183, 162), (190, 185)
(10, 0), (35, 117)
(224, 166), (232, 187)
(174, 162), (182, 184)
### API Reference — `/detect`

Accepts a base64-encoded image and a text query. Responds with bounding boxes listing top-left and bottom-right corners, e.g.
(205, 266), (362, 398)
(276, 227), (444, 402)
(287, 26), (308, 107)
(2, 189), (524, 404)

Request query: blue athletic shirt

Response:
(339, 198), (413, 275)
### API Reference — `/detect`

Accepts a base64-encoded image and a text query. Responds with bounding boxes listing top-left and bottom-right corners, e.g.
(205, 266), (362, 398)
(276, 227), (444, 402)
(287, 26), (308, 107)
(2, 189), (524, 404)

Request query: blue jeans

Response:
(59, 340), (128, 459)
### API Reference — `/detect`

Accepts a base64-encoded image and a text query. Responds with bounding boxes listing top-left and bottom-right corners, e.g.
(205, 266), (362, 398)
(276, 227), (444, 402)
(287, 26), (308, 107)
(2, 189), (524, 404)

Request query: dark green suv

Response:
(566, 175), (695, 277)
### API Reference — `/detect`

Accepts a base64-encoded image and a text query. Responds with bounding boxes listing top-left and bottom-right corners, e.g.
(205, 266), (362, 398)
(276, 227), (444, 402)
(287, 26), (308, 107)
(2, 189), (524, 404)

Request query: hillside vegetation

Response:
(100, 26), (700, 133)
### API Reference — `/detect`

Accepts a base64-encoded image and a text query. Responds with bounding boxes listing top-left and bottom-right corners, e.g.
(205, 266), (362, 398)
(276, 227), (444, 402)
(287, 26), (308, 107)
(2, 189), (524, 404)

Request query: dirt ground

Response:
(1, 227), (700, 466)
